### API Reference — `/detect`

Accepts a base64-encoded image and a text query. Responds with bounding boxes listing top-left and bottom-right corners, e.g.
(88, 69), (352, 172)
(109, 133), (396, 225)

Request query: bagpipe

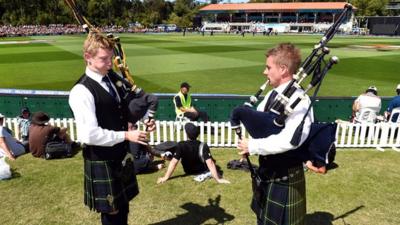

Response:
(230, 4), (353, 171)
(64, 0), (158, 126)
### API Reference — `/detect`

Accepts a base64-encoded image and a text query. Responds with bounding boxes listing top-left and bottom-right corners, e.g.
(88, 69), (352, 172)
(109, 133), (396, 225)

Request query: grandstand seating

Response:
(201, 21), (353, 34)
(199, 2), (357, 35)
(201, 22), (230, 32)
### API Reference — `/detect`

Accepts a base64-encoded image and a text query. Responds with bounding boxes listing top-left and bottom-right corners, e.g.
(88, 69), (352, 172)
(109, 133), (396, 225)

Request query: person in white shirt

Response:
(69, 32), (154, 225)
(0, 113), (26, 160)
(352, 86), (381, 123)
(237, 43), (313, 225)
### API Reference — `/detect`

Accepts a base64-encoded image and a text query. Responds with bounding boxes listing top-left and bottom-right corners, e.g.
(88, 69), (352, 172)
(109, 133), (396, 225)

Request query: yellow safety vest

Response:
(174, 92), (191, 116)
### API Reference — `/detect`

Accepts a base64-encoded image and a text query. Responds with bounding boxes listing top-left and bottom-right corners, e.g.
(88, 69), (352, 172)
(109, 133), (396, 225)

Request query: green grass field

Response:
(1, 148), (399, 225)
(1, 33), (400, 96)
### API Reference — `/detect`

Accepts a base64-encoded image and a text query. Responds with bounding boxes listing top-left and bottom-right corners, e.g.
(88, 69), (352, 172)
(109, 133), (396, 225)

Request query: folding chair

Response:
(354, 108), (377, 124)
(388, 107), (400, 123)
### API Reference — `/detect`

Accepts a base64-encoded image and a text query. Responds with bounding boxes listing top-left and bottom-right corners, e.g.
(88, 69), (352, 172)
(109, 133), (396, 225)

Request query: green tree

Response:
(350, 0), (388, 16)
(168, 0), (198, 27)
(127, 0), (145, 24)
(141, 0), (169, 25)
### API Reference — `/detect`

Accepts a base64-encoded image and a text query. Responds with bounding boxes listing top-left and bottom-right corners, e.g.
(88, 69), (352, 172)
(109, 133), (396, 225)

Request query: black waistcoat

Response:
(77, 74), (129, 161)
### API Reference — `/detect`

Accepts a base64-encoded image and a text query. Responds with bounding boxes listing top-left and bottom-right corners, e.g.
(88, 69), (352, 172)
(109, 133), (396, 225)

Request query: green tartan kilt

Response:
(84, 159), (139, 213)
(253, 166), (306, 225)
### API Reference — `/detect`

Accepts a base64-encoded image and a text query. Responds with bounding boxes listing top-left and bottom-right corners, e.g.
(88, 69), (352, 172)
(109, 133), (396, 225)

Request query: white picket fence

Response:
(5, 118), (400, 150)
(335, 121), (400, 151)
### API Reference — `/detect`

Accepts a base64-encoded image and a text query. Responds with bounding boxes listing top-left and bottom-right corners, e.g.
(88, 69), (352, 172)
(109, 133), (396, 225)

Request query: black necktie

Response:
(264, 90), (278, 112)
(102, 76), (118, 102)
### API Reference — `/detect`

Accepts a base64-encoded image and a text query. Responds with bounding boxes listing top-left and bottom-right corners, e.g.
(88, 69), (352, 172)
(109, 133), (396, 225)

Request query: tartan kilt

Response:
(84, 158), (139, 213)
(252, 166), (306, 225)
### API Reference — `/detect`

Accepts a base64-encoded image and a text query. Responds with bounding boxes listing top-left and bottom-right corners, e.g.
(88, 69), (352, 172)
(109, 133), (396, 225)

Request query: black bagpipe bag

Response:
(230, 106), (337, 166)
(301, 122), (337, 166)
(230, 105), (282, 138)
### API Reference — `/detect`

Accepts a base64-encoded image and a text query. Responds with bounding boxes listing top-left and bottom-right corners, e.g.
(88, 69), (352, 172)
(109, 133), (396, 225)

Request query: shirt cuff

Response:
(115, 131), (126, 143)
(248, 138), (258, 155)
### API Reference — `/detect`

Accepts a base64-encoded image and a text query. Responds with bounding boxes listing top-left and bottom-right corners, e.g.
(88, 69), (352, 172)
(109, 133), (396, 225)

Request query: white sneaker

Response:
(193, 171), (212, 182)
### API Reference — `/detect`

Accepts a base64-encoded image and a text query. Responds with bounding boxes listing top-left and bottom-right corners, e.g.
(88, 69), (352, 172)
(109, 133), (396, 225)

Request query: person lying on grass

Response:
(157, 123), (230, 184)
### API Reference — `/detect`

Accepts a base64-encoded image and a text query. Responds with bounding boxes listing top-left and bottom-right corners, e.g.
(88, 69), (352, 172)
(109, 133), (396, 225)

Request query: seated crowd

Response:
(0, 24), (133, 37)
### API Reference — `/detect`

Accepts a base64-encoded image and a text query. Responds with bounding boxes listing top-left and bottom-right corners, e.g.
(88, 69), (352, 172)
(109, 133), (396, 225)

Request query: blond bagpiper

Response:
(69, 31), (151, 225)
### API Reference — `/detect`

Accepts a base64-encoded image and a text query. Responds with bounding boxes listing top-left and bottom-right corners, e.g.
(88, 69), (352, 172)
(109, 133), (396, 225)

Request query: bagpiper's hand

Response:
(144, 118), (156, 132)
(305, 161), (327, 174)
(237, 138), (249, 155)
(125, 130), (148, 145)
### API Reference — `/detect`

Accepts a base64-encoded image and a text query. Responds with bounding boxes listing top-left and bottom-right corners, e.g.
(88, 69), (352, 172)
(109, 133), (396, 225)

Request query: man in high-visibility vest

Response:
(173, 82), (209, 122)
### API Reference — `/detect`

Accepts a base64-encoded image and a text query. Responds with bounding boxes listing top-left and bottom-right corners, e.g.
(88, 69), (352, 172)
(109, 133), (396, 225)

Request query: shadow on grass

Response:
(306, 205), (365, 225)
(11, 168), (21, 179)
(149, 195), (234, 225)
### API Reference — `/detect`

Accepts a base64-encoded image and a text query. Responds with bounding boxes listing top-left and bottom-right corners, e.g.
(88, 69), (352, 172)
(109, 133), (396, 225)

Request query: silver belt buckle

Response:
(122, 153), (134, 167)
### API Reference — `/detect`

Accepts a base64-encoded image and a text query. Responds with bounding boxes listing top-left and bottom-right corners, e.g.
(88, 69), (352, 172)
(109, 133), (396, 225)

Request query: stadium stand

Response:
(198, 2), (355, 34)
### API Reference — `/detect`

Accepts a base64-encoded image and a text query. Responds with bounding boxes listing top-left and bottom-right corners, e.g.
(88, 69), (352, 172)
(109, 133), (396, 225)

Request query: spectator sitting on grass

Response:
(157, 122), (230, 184)
(0, 113), (26, 160)
(128, 124), (166, 174)
(16, 107), (31, 146)
(28, 111), (73, 158)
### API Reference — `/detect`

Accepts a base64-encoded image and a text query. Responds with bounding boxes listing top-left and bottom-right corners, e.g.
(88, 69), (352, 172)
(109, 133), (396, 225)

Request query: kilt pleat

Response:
(84, 159), (139, 213)
(260, 165), (306, 225)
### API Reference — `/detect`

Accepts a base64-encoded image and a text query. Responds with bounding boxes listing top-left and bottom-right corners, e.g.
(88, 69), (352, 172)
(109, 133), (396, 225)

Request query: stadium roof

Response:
(200, 2), (354, 13)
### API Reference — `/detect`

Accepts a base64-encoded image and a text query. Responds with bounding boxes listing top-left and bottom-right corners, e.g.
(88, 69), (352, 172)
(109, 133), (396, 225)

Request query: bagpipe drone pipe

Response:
(230, 4), (353, 169)
(64, 0), (158, 126)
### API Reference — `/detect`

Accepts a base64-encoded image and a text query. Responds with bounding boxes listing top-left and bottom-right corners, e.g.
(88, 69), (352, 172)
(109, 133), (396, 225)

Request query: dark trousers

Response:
(184, 109), (209, 122)
(257, 217), (263, 225)
(101, 203), (129, 225)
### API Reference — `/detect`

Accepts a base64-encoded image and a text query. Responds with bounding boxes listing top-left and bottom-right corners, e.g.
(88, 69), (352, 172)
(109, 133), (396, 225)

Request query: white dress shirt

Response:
(354, 93), (381, 115)
(68, 67), (125, 146)
(248, 81), (314, 156)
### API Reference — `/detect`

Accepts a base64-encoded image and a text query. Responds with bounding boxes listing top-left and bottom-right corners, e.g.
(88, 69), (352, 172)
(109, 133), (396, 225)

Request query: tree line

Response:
(0, 0), (393, 27)
(0, 0), (202, 28)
